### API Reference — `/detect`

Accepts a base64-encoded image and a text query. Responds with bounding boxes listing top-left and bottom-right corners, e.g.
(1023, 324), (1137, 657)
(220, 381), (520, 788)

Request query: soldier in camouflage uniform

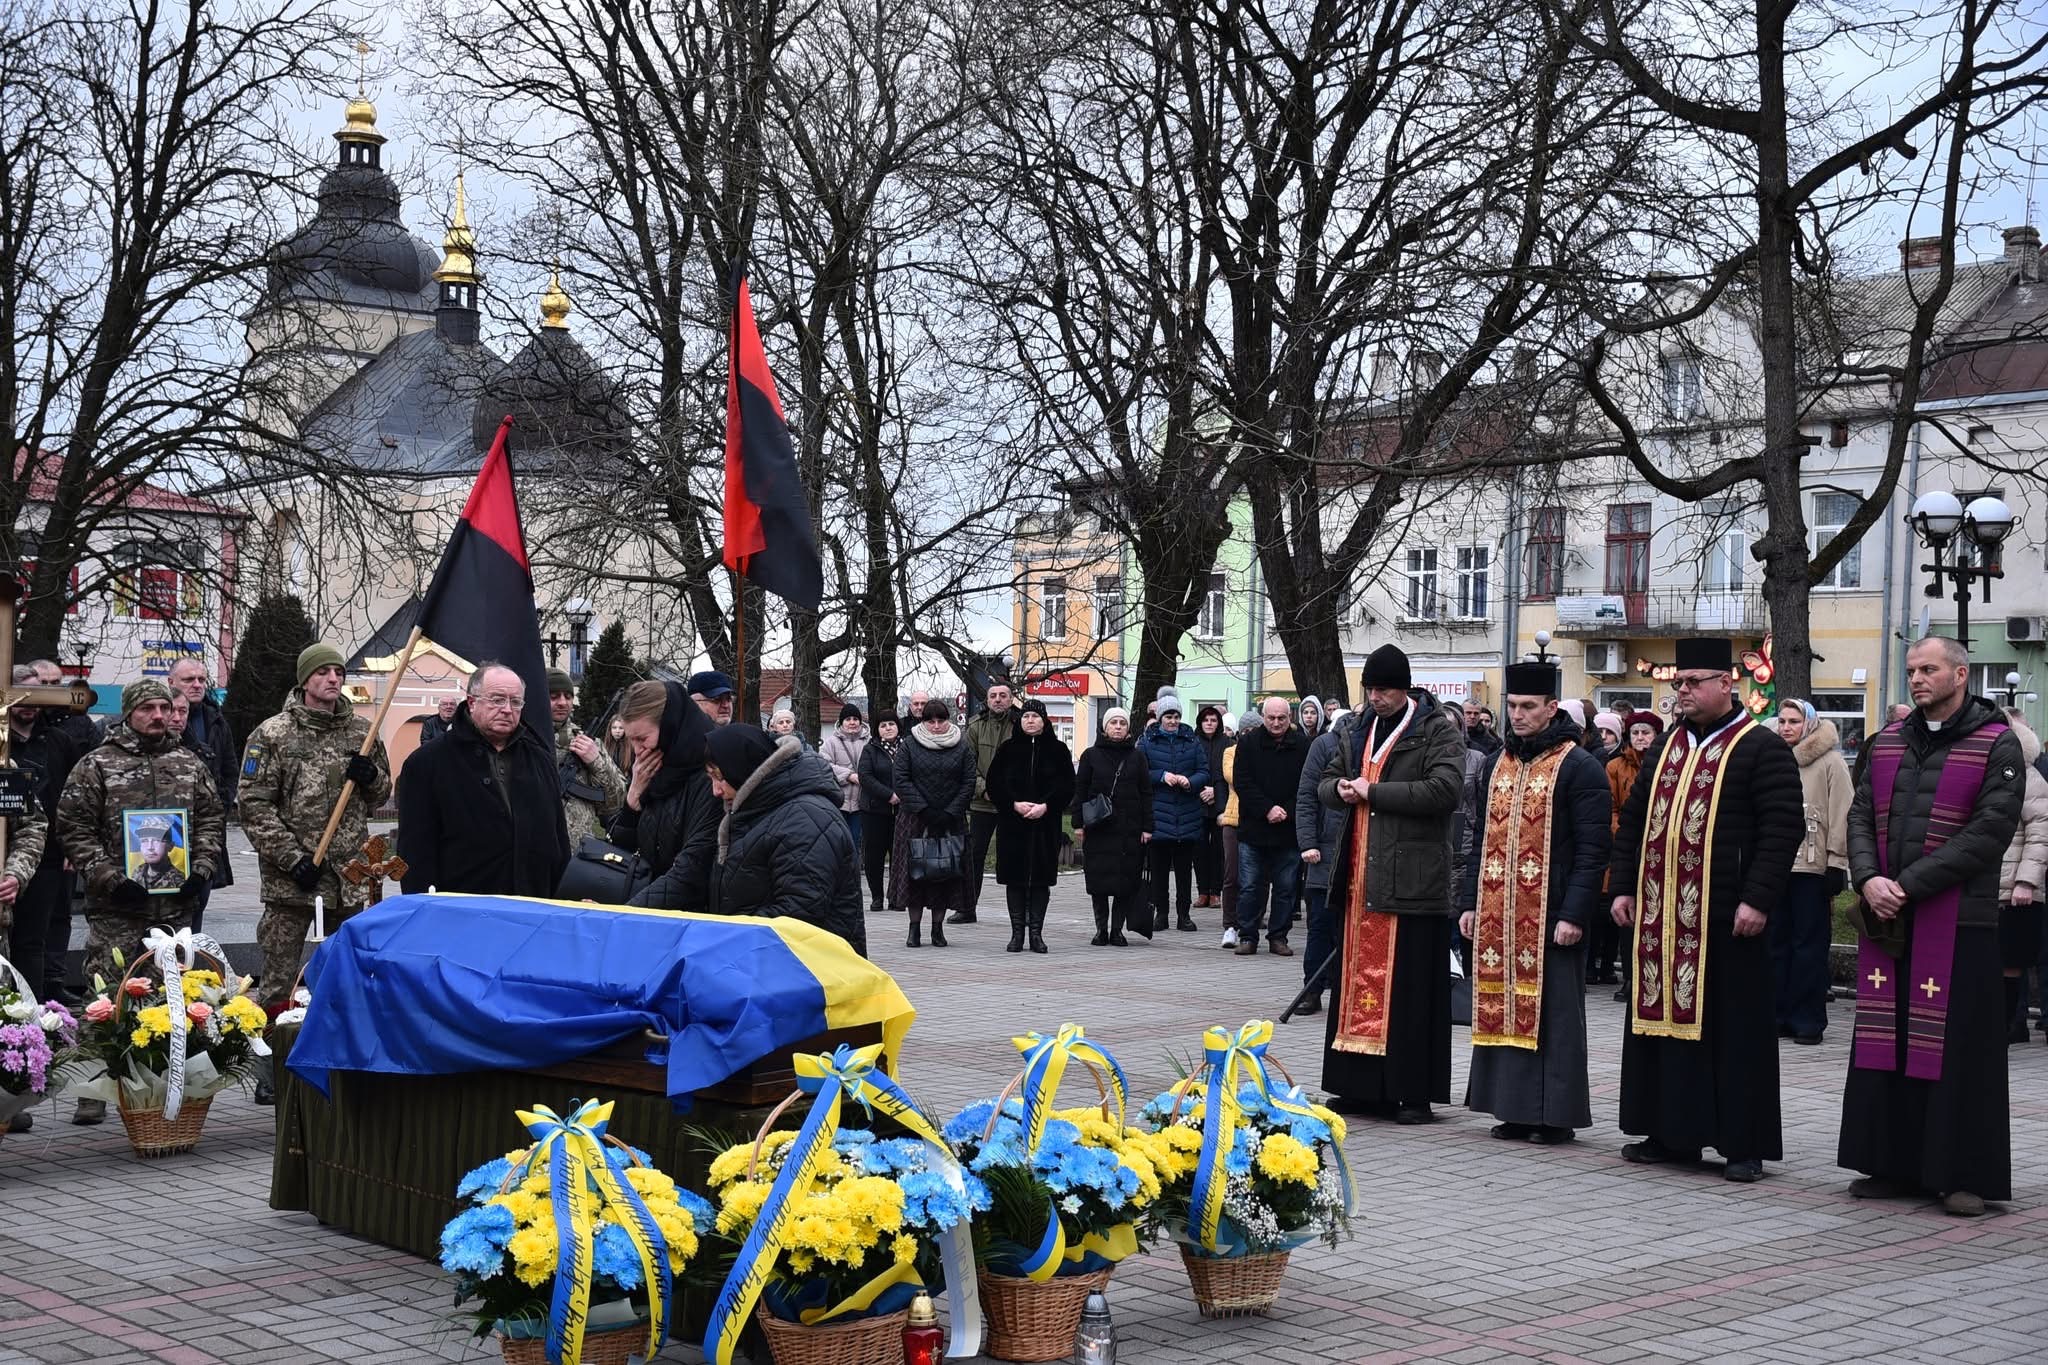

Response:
(0, 757), (50, 946)
(549, 668), (625, 845)
(56, 679), (224, 998)
(239, 643), (390, 1015)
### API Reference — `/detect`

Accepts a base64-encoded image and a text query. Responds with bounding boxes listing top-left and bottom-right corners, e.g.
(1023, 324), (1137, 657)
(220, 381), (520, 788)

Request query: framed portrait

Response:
(122, 807), (191, 894)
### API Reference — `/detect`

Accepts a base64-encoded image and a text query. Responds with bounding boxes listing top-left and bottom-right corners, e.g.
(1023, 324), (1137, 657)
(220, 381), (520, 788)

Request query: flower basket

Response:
(977, 1265), (1110, 1361)
(1179, 1245), (1290, 1317)
(753, 1304), (908, 1365)
(117, 1093), (214, 1157)
(0, 951), (77, 1130)
(495, 1322), (642, 1365)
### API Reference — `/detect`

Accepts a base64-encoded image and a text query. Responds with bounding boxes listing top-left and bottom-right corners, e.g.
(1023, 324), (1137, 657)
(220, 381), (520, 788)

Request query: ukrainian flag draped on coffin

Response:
(286, 894), (913, 1103)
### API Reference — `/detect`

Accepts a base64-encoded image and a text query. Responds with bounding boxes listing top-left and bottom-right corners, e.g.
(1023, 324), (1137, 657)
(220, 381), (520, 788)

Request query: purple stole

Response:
(1853, 721), (2005, 1081)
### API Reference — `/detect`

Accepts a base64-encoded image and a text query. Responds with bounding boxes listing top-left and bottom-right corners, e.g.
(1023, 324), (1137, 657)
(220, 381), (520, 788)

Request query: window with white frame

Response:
(1705, 526), (1747, 591)
(1041, 578), (1067, 641)
(1660, 352), (1703, 419)
(1405, 548), (1440, 619)
(1093, 575), (1124, 639)
(1455, 546), (1489, 618)
(1812, 492), (1862, 589)
(1811, 690), (1869, 757)
(1196, 572), (1226, 640)
(1971, 662), (2020, 699)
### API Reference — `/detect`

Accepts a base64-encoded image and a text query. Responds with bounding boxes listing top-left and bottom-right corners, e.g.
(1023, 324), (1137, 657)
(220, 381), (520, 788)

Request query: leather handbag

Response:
(1078, 755), (1125, 829)
(554, 835), (652, 904)
(908, 833), (966, 883)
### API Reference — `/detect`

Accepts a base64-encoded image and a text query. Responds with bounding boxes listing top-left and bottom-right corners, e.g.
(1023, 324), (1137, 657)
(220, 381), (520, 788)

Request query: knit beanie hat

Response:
(839, 704), (862, 724)
(1594, 711), (1624, 738)
(296, 642), (345, 686)
(1360, 644), (1411, 690)
(1156, 693), (1183, 717)
(546, 668), (575, 695)
(121, 678), (172, 716)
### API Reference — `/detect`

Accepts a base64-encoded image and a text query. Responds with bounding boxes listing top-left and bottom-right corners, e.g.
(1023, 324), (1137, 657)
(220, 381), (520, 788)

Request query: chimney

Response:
(2004, 225), (2042, 284)
(1900, 236), (1943, 272)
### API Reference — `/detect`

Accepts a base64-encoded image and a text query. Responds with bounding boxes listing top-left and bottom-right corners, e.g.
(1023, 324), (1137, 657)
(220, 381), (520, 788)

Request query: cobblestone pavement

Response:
(3, 866), (2044, 1364)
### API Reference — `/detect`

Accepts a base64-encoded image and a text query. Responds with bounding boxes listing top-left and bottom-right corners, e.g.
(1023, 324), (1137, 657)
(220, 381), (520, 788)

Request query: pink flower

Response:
(123, 979), (151, 998)
(83, 998), (116, 1023)
(186, 1002), (212, 1024)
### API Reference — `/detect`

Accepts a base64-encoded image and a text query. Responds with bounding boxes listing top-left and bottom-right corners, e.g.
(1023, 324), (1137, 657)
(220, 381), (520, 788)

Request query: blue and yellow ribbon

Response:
(510, 1099), (673, 1365)
(704, 1044), (984, 1364)
(1007, 1024), (1130, 1280)
(1187, 1020), (1354, 1254)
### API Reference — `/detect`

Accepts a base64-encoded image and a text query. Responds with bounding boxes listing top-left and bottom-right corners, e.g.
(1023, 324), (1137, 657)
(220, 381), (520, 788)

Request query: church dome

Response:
(471, 274), (625, 457)
(265, 92), (435, 302)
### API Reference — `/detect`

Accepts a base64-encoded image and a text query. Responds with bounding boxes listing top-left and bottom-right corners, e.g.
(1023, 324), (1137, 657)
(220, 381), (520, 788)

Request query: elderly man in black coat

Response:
(1460, 662), (1612, 1145)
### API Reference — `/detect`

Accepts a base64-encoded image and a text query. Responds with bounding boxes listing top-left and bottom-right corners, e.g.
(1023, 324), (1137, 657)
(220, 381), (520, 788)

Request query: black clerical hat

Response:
(1674, 638), (1733, 672)
(1503, 662), (1560, 697)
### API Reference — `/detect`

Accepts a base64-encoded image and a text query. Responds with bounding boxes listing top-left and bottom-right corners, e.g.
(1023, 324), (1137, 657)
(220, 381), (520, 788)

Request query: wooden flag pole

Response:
(312, 625), (423, 865)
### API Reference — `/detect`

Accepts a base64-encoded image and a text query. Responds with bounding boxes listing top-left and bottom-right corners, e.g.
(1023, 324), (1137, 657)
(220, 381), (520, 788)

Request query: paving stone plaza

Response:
(2, 847), (2043, 1364)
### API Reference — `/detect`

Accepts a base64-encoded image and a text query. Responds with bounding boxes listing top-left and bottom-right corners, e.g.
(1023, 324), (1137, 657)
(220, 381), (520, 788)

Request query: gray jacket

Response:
(1313, 690), (1466, 916)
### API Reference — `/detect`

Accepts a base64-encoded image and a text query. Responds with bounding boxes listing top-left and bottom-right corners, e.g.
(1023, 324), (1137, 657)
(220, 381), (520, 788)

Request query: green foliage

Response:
(576, 619), (640, 730)
(224, 594), (315, 750)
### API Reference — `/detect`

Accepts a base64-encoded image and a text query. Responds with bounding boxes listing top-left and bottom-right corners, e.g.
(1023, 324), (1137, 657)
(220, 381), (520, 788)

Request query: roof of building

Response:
(265, 97), (439, 318)
(1922, 270), (2048, 401)
(12, 449), (246, 520)
(346, 593), (421, 670)
(301, 326), (505, 476)
(759, 668), (849, 713)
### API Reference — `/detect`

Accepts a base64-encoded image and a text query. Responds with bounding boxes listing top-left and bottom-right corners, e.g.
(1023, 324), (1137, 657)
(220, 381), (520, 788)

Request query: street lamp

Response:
(1530, 630), (1554, 664)
(2000, 671), (2039, 708)
(1909, 490), (2016, 642)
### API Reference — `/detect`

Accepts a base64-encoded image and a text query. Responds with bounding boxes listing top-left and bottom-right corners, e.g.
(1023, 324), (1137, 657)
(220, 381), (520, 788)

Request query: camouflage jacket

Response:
(0, 786), (45, 933)
(240, 692), (393, 909)
(57, 722), (225, 912)
(556, 718), (626, 846)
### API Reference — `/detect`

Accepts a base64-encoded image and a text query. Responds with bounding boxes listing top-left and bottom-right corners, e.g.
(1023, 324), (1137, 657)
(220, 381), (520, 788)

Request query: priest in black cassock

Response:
(1840, 635), (2022, 1217)
(1314, 644), (1467, 1123)
(1461, 662), (1612, 1144)
(1609, 638), (1801, 1182)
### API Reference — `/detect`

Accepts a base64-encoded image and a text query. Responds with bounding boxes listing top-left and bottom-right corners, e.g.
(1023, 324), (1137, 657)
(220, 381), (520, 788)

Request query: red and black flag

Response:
(416, 415), (552, 746)
(723, 265), (823, 609)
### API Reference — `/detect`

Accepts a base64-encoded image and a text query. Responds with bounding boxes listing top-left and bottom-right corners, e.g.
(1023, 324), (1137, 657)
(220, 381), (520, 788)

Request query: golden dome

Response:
(539, 266), (572, 329)
(338, 93), (385, 144)
(433, 173), (480, 286)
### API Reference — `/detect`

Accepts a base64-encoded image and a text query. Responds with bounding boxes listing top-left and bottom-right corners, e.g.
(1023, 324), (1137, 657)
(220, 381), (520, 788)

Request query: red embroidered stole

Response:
(1472, 744), (1571, 1050)
(1333, 702), (1416, 1057)
(1630, 711), (1756, 1041)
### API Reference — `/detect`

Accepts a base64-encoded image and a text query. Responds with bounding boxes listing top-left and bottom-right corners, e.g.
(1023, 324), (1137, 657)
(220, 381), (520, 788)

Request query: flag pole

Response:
(732, 565), (747, 722)
(313, 625), (422, 865)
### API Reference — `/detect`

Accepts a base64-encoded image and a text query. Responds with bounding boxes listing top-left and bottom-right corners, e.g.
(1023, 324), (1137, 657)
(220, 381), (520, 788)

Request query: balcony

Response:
(1550, 587), (1767, 637)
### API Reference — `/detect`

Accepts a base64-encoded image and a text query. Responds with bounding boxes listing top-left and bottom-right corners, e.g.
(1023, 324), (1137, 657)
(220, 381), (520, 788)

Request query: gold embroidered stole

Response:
(1333, 703), (1416, 1057)
(1471, 744), (1571, 1050)
(1629, 712), (1755, 1041)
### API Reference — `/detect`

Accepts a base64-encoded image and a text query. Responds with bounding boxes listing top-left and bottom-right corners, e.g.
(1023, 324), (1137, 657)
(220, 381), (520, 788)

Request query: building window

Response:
(1455, 546), (1489, 619)
(1660, 353), (1703, 419)
(1525, 506), (1564, 601)
(1405, 548), (1440, 620)
(1812, 491), (1863, 589)
(1093, 575), (1124, 639)
(1041, 578), (1067, 642)
(1196, 572), (1226, 640)
(1811, 690), (1869, 758)
(1705, 526), (1747, 592)
(1604, 503), (1651, 597)
(1970, 663), (2019, 699)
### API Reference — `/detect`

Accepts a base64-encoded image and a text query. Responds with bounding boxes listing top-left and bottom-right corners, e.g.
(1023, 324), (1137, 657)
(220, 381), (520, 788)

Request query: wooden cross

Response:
(339, 833), (408, 905)
(0, 581), (102, 868)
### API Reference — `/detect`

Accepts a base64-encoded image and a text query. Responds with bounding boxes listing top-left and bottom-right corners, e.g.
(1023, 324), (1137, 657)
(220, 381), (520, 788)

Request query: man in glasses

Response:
(1609, 638), (1801, 1183)
(398, 660), (570, 898)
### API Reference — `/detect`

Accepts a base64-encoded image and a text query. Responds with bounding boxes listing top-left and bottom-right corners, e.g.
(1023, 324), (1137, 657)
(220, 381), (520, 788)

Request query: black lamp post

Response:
(1909, 491), (2016, 642)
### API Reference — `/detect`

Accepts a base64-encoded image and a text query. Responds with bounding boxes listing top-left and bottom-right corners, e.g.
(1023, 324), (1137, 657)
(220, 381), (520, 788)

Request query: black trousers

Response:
(1150, 840), (1195, 923)
(966, 809), (998, 913)
(6, 861), (72, 1002)
(1196, 822), (1225, 895)
(864, 807), (896, 907)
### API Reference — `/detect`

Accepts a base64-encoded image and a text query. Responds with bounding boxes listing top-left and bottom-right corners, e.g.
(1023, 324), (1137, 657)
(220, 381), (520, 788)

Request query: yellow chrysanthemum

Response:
(892, 1234), (918, 1267)
(130, 1025), (154, 1048)
(716, 1180), (772, 1235)
(218, 996), (266, 1036)
(134, 1004), (172, 1034)
(181, 970), (221, 1001)
(508, 1225), (558, 1287)
(1255, 1133), (1319, 1186)
(624, 1166), (677, 1202)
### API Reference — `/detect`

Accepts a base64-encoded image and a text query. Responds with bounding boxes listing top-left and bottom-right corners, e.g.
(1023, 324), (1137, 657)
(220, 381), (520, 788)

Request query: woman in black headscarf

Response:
(694, 725), (865, 953)
(617, 679), (720, 908)
(987, 699), (1075, 953)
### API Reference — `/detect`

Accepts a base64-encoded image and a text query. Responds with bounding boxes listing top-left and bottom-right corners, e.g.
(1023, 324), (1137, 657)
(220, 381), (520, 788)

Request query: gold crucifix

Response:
(0, 581), (101, 869)
(339, 833), (408, 905)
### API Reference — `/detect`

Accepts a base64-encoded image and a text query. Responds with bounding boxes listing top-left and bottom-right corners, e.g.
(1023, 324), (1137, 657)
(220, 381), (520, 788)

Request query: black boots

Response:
(1154, 902), (1169, 932)
(907, 910), (921, 948)
(2007, 976), (2029, 1044)
(1091, 901), (1110, 947)
(1007, 889), (1027, 953)
(1028, 890), (1049, 954)
(1109, 900), (1130, 947)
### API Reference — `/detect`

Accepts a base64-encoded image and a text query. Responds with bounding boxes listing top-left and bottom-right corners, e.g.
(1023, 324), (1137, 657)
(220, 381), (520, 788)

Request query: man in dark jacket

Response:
(2, 668), (77, 1005)
(1233, 697), (1309, 957)
(398, 662), (569, 897)
(1461, 662), (1612, 1145)
(959, 679), (1020, 924)
(169, 657), (238, 812)
(1315, 645), (1466, 1123)
(1610, 638), (1801, 1183)
(1138, 693), (1209, 933)
(419, 696), (458, 745)
(1839, 636), (2023, 1217)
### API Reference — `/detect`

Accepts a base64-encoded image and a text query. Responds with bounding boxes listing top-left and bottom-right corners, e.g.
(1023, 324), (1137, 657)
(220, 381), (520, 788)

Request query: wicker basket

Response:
(117, 1094), (213, 1157)
(753, 1305), (908, 1365)
(496, 1322), (642, 1365)
(1180, 1246), (1290, 1317)
(978, 1267), (1112, 1362)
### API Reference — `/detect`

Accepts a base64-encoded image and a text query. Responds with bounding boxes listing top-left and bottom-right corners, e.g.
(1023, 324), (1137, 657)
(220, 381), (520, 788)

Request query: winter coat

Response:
(1313, 691), (1465, 917)
(692, 739), (865, 955)
(607, 684), (721, 897)
(1451, 745), (1487, 914)
(397, 705), (570, 898)
(11, 719), (75, 870)
(57, 721), (225, 914)
(240, 691), (394, 909)
(1072, 737), (1151, 898)
(1233, 724), (1310, 849)
(555, 718), (627, 847)
(1220, 746), (1241, 828)
(1789, 719), (1853, 877)
(987, 730), (1075, 888)
(1849, 698), (2024, 931)
(1295, 730), (1347, 893)
(857, 737), (901, 813)
(1460, 715), (1613, 930)
(1137, 722), (1210, 843)
(1998, 723), (2048, 903)
(966, 708), (1020, 814)
(819, 726), (869, 812)
(1197, 725), (1232, 825)
(420, 713), (453, 745)
(1606, 746), (1643, 838)
(896, 723), (976, 833)
(181, 696), (240, 812)
(1613, 706), (1805, 925)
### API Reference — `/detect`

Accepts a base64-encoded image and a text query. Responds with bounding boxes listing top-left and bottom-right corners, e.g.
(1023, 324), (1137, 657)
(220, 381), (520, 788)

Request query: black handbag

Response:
(554, 835), (653, 904)
(1078, 755), (1125, 829)
(909, 833), (966, 882)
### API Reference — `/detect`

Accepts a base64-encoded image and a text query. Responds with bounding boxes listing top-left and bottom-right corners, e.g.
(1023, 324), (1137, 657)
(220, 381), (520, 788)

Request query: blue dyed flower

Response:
(675, 1188), (716, 1234)
(455, 1157), (514, 1203)
(605, 1143), (654, 1172)
(438, 1203), (516, 1276)
(1224, 1131), (1256, 1177)
(591, 1221), (645, 1291)
(943, 1100), (997, 1145)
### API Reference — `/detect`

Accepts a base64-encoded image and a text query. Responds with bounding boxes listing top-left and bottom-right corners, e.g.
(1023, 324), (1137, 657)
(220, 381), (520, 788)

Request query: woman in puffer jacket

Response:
(1997, 717), (2048, 1040)
(699, 726), (865, 955)
(1775, 701), (1852, 1044)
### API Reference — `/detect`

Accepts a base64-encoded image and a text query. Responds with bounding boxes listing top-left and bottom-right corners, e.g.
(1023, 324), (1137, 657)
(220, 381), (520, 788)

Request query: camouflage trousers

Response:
(255, 899), (364, 1008)
(83, 907), (196, 994)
